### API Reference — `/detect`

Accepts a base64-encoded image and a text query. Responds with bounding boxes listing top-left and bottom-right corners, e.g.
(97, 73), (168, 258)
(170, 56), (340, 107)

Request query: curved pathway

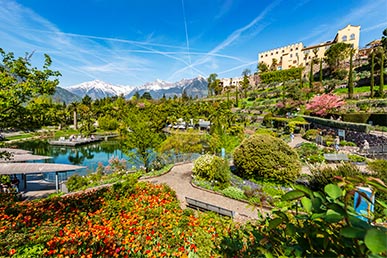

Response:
(142, 163), (268, 221)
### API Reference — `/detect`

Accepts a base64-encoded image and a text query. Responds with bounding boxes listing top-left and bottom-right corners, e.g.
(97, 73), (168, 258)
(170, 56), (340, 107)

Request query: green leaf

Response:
(268, 217), (283, 230)
(294, 184), (313, 197)
(324, 184), (342, 199)
(340, 226), (366, 239)
(324, 209), (343, 223)
(312, 196), (322, 212)
(301, 197), (312, 213)
(365, 228), (387, 254)
(282, 190), (305, 201)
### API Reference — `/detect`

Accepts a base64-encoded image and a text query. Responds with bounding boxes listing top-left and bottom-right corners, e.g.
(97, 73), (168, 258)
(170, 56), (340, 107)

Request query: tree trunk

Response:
(73, 110), (78, 130)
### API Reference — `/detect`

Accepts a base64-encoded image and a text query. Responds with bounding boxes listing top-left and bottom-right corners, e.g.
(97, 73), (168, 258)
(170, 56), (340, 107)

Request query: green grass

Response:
(5, 133), (34, 141)
(334, 85), (386, 94)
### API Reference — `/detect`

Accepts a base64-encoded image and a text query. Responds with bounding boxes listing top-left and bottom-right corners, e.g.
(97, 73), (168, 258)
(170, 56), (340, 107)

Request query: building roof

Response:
(0, 154), (52, 163)
(0, 148), (52, 163)
(0, 163), (86, 175)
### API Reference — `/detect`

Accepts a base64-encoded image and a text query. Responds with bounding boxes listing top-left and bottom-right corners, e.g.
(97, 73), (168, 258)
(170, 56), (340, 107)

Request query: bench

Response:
(323, 153), (349, 162)
(185, 197), (235, 218)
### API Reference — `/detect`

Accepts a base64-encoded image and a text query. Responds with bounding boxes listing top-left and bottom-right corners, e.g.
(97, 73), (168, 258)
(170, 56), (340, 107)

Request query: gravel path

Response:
(142, 163), (269, 221)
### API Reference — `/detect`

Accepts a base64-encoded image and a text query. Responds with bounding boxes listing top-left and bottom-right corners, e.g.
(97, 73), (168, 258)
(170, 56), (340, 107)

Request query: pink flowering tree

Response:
(306, 94), (345, 116)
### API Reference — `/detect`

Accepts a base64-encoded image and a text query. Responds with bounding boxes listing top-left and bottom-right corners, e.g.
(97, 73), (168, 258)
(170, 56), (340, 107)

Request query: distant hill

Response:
(64, 76), (208, 100)
(52, 87), (82, 104)
(125, 76), (208, 99)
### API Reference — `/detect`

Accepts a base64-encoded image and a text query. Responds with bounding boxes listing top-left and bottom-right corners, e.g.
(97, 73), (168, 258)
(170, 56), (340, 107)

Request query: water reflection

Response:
(11, 139), (131, 176)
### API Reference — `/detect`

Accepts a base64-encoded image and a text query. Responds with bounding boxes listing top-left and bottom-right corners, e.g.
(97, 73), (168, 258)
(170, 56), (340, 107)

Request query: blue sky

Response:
(1, 0), (386, 88)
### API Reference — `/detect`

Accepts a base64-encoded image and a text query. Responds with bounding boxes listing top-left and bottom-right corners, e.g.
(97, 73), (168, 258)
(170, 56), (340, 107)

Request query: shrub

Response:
(233, 134), (301, 183)
(302, 129), (320, 141)
(348, 154), (366, 163)
(308, 163), (363, 191)
(66, 174), (89, 192)
(221, 186), (246, 201)
(192, 154), (230, 187)
(367, 159), (387, 179)
(296, 142), (324, 164)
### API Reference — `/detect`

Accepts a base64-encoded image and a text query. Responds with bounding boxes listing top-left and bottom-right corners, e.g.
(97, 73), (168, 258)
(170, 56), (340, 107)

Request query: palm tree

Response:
(68, 102), (79, 130)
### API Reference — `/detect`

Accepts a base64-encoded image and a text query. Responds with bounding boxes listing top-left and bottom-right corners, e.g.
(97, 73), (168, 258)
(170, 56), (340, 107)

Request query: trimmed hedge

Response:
(233, 134), (301, 183)
(259, 67), (303, 84)
(342, 113), (387, 127)
(302, 115), (370, 133)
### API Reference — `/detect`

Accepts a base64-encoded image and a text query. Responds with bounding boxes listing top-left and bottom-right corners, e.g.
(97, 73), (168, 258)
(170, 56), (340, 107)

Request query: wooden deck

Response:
(49, 137), (103, 146)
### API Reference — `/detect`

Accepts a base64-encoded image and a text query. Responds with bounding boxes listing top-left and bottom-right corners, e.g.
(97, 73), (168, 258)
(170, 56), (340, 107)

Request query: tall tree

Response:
(324, 42), (351, 72)
(370, 50), (375, 98)
(270, 58), (278, 71)
(347, 49), (354, 99)
(207, 73), (218, 97)
(0, 49), (61, 129)
(379, 50), (385, 97)
(257, 61), (269, 73)
(122, 113), (162, 172)
(319, 58), (323, 84)
(241, 69), (251, 98)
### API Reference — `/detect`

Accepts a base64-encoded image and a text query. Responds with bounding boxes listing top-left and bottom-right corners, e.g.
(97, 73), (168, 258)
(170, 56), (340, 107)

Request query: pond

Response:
(10, 139), (134, 181)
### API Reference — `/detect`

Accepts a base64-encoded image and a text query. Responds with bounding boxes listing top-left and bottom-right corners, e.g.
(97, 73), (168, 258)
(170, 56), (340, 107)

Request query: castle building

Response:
(258, 25), (360, 70)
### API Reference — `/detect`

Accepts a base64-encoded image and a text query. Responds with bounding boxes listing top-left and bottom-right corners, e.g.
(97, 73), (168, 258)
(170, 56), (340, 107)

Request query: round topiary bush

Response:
(233, 134), (301, 183)
(192, 154), (230, 187)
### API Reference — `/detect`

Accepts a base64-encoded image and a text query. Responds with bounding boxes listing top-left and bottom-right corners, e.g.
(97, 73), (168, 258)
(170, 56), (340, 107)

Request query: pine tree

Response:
(347, 49), (354, 99)
(370, 50), (375, 98)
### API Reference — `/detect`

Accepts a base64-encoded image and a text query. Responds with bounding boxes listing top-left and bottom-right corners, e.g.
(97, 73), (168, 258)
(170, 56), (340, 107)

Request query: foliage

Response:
(296, 142), (325, 164)
(259, 67), (303, 84)
(221, 186), (246, 201)
(303, 115), (371, 133)
(348, 154), (366, 163)
(0, 181), (233, 257)
(0, 49), (61, 130)
(66, 174), (89, 192)
(302, 129), (320, 141)
(97, 115), (119, 131)
(192, 154), (231, 188)
(324, 42), (352, 72)
(308, 163), (363, 191)
(158, 131), (203, 154)
(367, 159), (387, 179)
(220, 177), (387, 257)
(257, 61), (269, 73)
(122, 112), (163, 172)
(306, 93), (345, 116)
(233, 134), (301, 184)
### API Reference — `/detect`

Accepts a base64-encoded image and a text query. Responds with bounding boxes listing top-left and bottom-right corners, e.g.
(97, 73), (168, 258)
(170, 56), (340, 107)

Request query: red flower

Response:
(9, 249), (16, 256)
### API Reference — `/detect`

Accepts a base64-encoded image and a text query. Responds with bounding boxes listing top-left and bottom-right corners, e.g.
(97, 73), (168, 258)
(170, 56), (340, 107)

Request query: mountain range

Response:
(55, 76), (208, 103)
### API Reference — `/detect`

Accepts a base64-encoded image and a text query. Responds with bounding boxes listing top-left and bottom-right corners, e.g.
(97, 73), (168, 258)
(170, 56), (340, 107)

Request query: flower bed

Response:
(0, 179), (233, 257)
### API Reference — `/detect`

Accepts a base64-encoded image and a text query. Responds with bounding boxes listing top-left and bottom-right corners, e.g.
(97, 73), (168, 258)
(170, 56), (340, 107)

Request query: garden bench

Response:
(323, 153), (349, 162)
(185, 197), (235, 218)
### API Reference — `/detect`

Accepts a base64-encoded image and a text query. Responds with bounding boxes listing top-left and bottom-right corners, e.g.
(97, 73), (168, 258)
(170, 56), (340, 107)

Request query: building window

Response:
(350, 33), (355, 40)
(296, 47), (298, 50)
(260, 55), (263, 58)
(342, 35), (347, 41)
(290, 54), (293, 58)
(290, 48), (293, 51)
(271, 53), (273, 55)
(265, 54), (268, 57)
(276, 51), (278, 54)
(282, 50), (285, 53)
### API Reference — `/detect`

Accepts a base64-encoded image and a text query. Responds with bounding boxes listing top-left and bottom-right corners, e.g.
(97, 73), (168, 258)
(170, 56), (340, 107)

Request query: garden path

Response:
(142, 163), (268, 222)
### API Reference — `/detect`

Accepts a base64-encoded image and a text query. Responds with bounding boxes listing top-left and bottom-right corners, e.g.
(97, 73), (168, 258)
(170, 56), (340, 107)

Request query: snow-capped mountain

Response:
(65, 76), (208, 100)
(126, 76), (208, 99)
(66, 80), (131, 100)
